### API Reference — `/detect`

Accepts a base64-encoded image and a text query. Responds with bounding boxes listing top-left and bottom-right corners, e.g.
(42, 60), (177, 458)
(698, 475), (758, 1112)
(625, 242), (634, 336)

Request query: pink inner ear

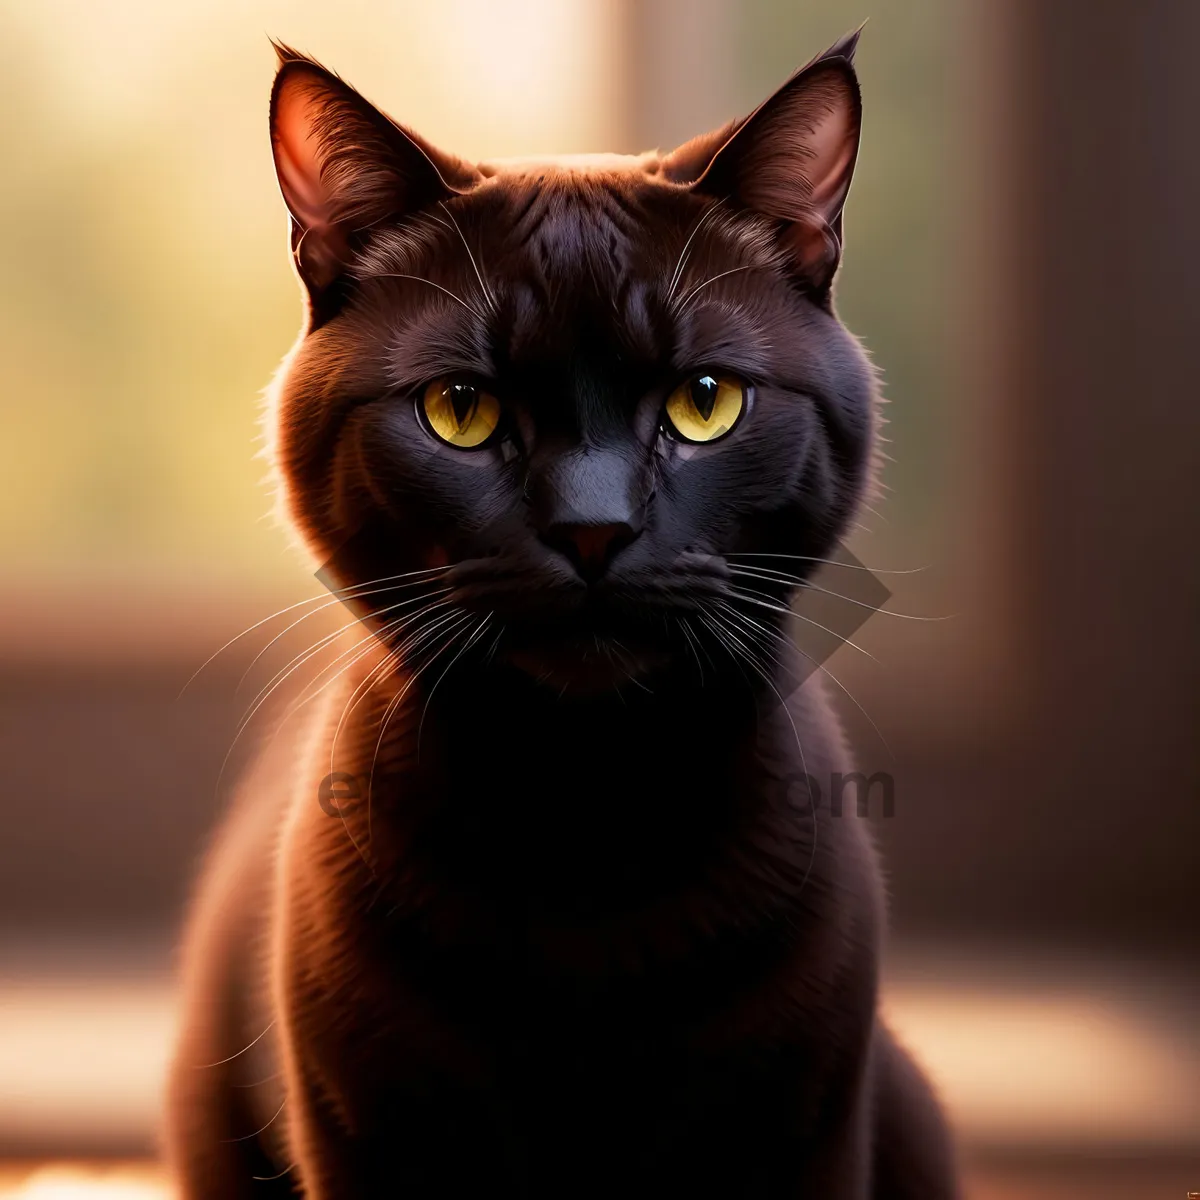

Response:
(272, 76), (333, 231)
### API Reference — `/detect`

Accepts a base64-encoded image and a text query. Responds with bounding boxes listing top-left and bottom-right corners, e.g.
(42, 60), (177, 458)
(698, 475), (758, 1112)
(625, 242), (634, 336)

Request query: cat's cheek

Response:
(349, 405), (436, 507)
(343, 405), (515, 551)
(663, 437), (744, 466)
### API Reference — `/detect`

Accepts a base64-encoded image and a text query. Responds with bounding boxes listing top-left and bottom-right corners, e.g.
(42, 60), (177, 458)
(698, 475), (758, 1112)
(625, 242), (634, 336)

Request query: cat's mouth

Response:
(495, 612), (676, 695)
(504, 638), (670, 695)
(435, 554), (730, 693)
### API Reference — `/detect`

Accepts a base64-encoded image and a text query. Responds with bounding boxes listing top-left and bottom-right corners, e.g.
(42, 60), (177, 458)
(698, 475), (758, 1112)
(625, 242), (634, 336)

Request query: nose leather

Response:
(529, 445), (647, 580)
(544, 521), (639, 581)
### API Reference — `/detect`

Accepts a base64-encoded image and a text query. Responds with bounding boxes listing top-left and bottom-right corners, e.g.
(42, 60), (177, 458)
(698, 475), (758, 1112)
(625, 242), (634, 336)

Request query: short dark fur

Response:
(165, 31), (961, 1198)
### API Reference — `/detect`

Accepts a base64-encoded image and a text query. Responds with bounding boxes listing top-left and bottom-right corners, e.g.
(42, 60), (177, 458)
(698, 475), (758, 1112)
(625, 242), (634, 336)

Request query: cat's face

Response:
(267, 35), (875, 694)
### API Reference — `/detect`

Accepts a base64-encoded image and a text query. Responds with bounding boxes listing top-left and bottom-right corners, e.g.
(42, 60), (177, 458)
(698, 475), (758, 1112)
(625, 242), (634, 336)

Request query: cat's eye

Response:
(663, 374), (747, 444)
(420, 379), (503, 449)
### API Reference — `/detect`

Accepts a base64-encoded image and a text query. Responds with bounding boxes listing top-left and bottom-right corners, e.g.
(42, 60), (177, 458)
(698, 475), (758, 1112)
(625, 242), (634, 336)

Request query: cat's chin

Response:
(503, 640), (671, 697)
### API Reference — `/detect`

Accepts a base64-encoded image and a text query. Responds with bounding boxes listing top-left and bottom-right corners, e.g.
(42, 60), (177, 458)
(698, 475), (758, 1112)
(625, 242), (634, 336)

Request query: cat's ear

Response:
(661, 29), (863, 292)
(269, 43), (481, 301)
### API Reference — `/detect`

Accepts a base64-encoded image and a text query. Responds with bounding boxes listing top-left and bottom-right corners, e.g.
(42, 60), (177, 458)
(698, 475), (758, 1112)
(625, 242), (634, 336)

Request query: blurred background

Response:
(1, 0), (1197, 1196)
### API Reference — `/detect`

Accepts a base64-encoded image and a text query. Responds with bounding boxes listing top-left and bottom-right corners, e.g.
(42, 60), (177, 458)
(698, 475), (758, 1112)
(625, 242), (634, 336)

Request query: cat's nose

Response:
(542, 521), (640, 582)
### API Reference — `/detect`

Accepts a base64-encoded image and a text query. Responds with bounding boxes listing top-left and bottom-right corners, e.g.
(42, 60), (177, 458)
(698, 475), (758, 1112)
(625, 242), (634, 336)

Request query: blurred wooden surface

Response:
(2, 1160), (1199, 1198)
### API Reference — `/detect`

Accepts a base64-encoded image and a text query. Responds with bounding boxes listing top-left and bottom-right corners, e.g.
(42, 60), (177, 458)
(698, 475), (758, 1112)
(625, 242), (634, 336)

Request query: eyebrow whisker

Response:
(371, 273), (488, 323)
(672, 265), (758, 315)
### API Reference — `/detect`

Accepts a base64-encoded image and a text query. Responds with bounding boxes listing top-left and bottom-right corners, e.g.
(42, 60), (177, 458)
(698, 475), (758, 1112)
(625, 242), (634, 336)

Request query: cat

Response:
(163, 30), (961, 1199)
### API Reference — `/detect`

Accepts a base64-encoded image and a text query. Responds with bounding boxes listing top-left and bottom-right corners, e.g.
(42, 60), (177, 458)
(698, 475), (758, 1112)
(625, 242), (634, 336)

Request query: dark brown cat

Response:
(164, 32), (961, 1198)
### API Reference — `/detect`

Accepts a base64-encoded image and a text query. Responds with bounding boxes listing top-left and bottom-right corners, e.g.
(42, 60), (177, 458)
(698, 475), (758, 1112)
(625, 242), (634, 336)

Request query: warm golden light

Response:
(2, 3), (1196, 1197)
(0, 1167), (166, 1199)
(0, 0), (623, 593)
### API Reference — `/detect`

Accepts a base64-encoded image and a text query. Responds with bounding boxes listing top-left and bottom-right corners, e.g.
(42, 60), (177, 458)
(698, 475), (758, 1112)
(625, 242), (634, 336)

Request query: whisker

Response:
(802, 580), (952, 622)
(175, 565), (448, 699)
(701, 605), (776, 680)
(207, 618), (381, 814)
(712, 600), (788, 674)
(484, 626), (505, 666)
(719, 601), (893, 762)
(241, 590), (453, 731)
(222, 1094), (287, 1144)
(327, 643), (406, 783)
(210, 596), (455, 809)
(727, 567), (947, 622)
(232, 1070), (283, 1089)
(367, 611), (475, 818)
(666, 201), (725, 302)
(259, 604), (463, 809)
(725, 552), (926, 575)
(252, 1163), (296, 1182)
(318, 591), (471, 756)
(726, 585), (877, 661)
(274, 626), (398, 768)
(755, 676), (819, 896)
(695, 610), (762, 692)
(707, 600), (821, 893)
(343, 605), (476, 854)
(673, 264), (756, 314)
(238, 580), (450, 692)
(193, 1021), (275, 1070)
(371, 272), (487, 322)
(438, 201), (498, 315)
(322, 626), (435, 851)
(416, 613), (494, 758)
(313, 597), (466, 760)
(804, 652), (893, 762)
(606, 637), (653, 693)
(678, 617), (706, 685)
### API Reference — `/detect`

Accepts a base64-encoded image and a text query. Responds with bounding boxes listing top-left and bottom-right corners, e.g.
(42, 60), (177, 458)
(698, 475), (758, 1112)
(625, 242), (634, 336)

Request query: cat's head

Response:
(265, 33), (877, 695)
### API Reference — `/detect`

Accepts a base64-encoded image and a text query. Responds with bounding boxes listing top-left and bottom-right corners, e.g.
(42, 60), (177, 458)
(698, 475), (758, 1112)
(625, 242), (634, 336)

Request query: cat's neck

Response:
(303, 641), (845, 939)
(328, 642), (827, 833)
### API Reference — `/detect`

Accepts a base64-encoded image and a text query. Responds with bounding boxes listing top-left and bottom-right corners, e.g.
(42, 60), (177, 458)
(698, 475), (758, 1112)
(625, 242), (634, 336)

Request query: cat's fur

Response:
(164, 32), (961, 1198)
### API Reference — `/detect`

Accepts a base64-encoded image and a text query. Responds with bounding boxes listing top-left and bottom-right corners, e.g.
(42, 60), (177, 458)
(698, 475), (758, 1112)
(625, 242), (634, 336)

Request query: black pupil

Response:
(448, 384), (479, 428)
(689, 376), (719, 422)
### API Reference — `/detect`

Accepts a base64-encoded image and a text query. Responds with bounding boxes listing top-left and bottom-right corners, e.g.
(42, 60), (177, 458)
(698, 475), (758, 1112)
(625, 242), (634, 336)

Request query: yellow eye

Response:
(663, 374), (747, 444)
(421, 379), (502, 449)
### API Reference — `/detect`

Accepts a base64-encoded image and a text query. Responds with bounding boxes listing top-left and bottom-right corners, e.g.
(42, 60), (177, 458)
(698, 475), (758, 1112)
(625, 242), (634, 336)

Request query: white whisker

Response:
(222, 1094), (287, 1144)
(715, 600), (893, 762)
(238, 581), (449, 691)
(725, 552), (926, 575)
(372, 272), (487, 322)
(210, 594), (455, 810)
(439, 201), (498, 315)
(416, 613), (494, 758)
(366, 610), (475, 818)
(175, 565), (448, 698)
(708, 599), (821, 895)
(193, 1021), (275, 1070)
(678, 617), (706, 685)
(727, 566), (947, 622)
(252, 1162), (296, 1182)
(666, 201), (725, 302)
(673, 264), (756, 314)
(726, 585), (877, 661)
(241, 590), (452, 729)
